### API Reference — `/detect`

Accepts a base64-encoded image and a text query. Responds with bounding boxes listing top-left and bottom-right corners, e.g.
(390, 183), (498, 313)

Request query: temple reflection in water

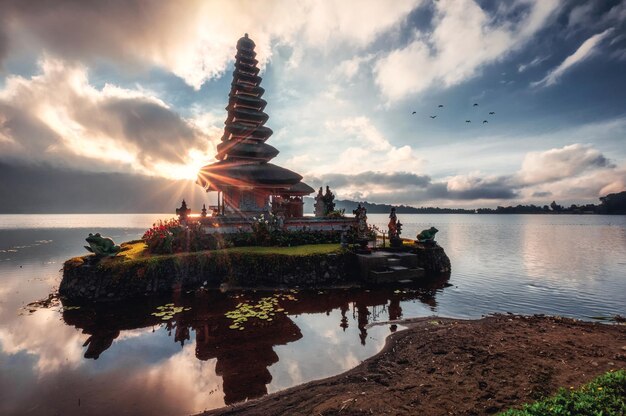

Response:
(63, 276), (450, 405)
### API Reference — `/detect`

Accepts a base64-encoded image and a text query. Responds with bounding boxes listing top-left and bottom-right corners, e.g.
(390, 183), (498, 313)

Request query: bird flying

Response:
(430, 115), (437, 119)
(438, 104), (444, 108)
(483, 120), (488, 124)
(473, 103), (479, 107)
(412, 111), (416, 114)
(465, 120), (471, 123)
(489, 111), (495, 115)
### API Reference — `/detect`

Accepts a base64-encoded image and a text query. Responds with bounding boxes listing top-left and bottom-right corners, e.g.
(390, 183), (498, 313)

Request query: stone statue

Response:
(314, 187), (325, 217)
(388, 207), (397, 236)
(388, 207), (403, 247)
(84, 233), (121, 257)
(352, 203), (368, 240)
(176, 199), (191, 221)
(323, 186), (336, 214)
(416, 227), (439, 244)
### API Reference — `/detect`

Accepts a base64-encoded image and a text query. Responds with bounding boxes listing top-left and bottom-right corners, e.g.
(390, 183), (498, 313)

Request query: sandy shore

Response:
(201, 314), (626, 416)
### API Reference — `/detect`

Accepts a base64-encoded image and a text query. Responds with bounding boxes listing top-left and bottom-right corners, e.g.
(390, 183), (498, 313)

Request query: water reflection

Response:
(61, 276), (450, 407)
(3, 215), (625, 415)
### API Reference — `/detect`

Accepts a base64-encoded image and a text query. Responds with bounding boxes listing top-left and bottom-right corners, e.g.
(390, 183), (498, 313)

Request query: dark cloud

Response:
(0, 28), (7, 66)
(532, 191), (552, 197)
(77, 97), (204, 164)
(0, 103), (61, 153)
(0, 1), (191, 68)
(423, 181), (518, 201)
(307, 171), (432, 189)
(0, 161), (208, 214)
(306, 171), (518, 204)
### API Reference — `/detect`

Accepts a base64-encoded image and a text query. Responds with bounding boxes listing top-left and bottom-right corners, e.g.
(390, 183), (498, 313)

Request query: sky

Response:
(1, 0), (625, 212)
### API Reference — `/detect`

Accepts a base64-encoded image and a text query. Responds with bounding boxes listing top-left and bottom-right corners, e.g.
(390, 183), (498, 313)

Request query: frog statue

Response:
(84, 233), (121, 257)
(416, 227), (439, 244)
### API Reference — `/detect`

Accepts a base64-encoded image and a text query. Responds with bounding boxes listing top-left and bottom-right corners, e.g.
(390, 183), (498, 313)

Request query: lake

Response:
(1, 213), (625, 415)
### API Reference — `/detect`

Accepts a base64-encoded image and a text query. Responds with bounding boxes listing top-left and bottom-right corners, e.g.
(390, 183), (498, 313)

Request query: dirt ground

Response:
(202, 315), (626, 416)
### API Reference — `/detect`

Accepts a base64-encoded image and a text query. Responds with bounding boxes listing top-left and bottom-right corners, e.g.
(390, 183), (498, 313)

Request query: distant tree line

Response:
(477, 191), (626, 215)
(333, 200), (474, 214)
(305, 191), (626, 215)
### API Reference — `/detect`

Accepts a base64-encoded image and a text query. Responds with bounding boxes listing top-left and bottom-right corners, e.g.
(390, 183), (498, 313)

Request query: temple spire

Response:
(197, 34), (314, 217)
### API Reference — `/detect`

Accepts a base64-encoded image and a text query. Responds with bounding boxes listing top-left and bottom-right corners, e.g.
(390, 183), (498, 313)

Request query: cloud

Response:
(567, 2), (597, 28)
(516, 144), (613, 186)
(518, 55), (550, 72)
(0, 0), (420, 89)
(374, 0), (560, 102)
(524, 167), (626, 203)
(428, 144), (624, 206)
(307, 169), (517, 204)
(309, 171), (431, 189)
(279, 116), (423, 180)
(0, 57), (219, 179)
(330, 54), (375, 81)
(604, 0), (626, 25)
(443, 173), (517, 200)
(532, 28), (615, 87)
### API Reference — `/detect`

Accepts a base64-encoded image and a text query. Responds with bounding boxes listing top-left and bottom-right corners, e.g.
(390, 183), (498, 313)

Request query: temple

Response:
(197, 34), (314, 218)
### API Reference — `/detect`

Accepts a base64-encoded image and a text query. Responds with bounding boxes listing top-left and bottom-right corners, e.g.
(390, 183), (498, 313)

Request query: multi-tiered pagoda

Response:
(197, 34), (313, 218)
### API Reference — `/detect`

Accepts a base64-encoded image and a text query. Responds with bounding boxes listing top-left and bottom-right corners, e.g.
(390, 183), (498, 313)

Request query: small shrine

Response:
(197, 34), (314, 218)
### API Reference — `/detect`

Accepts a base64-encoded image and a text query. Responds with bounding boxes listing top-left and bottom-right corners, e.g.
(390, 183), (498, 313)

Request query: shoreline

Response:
(201, 314), (626, 416)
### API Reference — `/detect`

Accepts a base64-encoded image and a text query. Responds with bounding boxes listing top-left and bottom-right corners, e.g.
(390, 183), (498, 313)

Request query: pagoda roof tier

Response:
(221, 123), (273, 141)
(231, 82), (264, 97)
(225, 107), (269, 125)
(216, 141), (279, 161)
(232, 71), (262, 86)
(234, 54), (258, 67)
(234, 62), (260, 75)
(279, 181), (316, 196)
(227, 95), (267, 111)
(236, 48), (256, 57)
(198, 161), (303, 190)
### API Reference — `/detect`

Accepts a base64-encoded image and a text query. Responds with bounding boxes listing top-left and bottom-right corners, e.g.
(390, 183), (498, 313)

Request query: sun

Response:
(154, 149), (212, 180)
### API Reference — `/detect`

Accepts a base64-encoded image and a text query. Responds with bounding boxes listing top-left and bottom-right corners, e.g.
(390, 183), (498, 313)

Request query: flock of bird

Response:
(412, 103), (496, 124)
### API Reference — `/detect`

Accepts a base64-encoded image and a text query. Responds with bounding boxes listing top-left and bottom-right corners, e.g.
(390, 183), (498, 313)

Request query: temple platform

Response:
(196, 216), (357, 234)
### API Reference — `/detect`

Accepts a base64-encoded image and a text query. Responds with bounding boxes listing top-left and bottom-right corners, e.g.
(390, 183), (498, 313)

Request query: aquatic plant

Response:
(150, 303), (191, 321)
(224, 293), (297, 330)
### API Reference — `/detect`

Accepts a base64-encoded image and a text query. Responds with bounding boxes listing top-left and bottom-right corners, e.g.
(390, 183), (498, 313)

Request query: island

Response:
(59, 34), (451, 302)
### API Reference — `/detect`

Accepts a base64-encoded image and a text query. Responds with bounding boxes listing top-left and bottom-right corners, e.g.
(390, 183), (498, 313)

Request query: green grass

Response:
(220, 244), (342, 256)
(118, 240), (148, 260)
(499, 369), (626, 416)
(91, 241), (342, 265)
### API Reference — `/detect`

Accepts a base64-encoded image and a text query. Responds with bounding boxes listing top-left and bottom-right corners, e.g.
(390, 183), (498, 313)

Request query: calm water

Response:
(1, 213), (625, 415)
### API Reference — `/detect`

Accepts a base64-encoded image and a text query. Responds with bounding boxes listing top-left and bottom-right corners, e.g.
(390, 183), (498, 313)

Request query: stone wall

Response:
(410, 244), (452, 273)
(59, 243), (450, 302)
(60, 250), (358, 302)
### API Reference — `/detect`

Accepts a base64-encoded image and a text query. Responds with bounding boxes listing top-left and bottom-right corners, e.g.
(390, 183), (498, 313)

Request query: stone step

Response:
(388, 265), (408, 271)
(368, 267), (425, 283)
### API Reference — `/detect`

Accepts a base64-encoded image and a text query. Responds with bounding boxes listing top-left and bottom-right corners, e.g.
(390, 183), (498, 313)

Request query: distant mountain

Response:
(303, 197), (474, 214)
